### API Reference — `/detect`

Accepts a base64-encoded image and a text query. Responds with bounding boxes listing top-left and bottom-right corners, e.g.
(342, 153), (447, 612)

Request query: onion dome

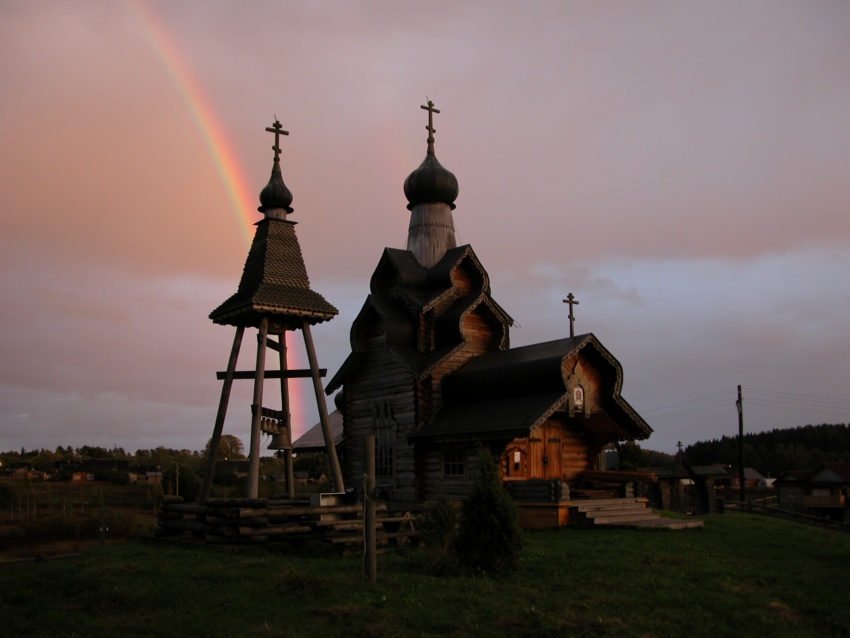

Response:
(403, 152), (458, 211)
(403, 100), (458, 211)
(258, 158), (294, 214)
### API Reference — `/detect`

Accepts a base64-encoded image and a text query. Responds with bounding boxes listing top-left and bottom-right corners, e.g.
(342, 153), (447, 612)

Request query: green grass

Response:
(1, 514), (848, 637)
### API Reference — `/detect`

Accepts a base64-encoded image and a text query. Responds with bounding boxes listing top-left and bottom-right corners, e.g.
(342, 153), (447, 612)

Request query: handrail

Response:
(720, 498), (850, 533)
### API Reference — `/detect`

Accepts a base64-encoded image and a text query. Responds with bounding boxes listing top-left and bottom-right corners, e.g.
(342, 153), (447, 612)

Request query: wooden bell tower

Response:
(200, 119), (343, 502)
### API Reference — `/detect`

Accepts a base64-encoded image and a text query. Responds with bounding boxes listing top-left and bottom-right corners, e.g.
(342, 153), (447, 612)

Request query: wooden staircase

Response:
(570, 497), (704, 530)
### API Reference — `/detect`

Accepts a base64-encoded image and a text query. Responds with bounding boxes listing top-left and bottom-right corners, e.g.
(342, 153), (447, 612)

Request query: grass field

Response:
(1, 513), (848, 637)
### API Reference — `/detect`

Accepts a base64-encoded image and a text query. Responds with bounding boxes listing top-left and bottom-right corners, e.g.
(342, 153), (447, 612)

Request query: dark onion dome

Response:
(258, 159), (294, 213)
(403, 151), (459, 211)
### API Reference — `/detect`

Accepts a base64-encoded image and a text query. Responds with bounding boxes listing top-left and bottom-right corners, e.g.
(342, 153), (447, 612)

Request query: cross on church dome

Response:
(421, 99), (439, 151)
(259, 117), (294, 214)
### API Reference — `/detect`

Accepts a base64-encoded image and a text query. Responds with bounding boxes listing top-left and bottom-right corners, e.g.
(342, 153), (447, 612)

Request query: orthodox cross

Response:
(265, 119), (289, 162)
(421, 100), (440, 147)
(677, 441), (683, 454)
(563, 293), (580, 338)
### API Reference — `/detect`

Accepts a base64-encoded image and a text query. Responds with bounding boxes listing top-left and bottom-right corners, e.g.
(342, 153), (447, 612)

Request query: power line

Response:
(640, 387), (850, 423)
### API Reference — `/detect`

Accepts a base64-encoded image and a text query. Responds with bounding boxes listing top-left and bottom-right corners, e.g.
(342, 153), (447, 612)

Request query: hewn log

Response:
(237, 525), (310, 536)
(201, 325), (244, 503)
(247, 317), (269, 499)
(211, 503), (381, 519)
(156, 511), (186, 521)
(159, 503), (213, 515)
(160, 519), (209, 533)
(208, 516), (268, 528)
(215, 369), (325, 380)
(205, 498), (268, 508)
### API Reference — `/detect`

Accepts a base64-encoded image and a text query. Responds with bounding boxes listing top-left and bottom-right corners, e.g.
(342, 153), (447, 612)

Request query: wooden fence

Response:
(155, 495), (417, 552)
(720, 499), (850, 533)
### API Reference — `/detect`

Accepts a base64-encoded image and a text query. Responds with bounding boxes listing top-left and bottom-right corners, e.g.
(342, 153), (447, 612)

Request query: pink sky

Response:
(2, 1), (849, 456)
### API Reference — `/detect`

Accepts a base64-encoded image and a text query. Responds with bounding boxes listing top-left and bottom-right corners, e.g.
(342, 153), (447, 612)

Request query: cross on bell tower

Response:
(200, 118), (343, 502)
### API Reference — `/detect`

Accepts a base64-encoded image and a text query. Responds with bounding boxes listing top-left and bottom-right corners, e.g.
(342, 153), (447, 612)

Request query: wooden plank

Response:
(160, 504), (213, 515)
(237, 525), (311, 536)
(216, 369), (326, 380)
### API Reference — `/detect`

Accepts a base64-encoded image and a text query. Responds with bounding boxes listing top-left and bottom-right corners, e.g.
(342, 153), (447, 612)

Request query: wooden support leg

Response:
(247, 317), (269, 499)
(277, 334), (295, 500)
(302, 320), (345, 492)
(200, 326), (244, 504)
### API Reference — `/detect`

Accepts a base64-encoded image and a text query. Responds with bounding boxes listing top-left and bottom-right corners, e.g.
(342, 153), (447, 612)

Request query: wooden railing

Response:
(803, 494), (846, 509)
(721, 499), (850, 533)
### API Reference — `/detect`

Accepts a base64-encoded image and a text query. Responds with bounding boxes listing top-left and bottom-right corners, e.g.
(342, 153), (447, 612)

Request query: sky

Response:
(2, 0), (850, 457)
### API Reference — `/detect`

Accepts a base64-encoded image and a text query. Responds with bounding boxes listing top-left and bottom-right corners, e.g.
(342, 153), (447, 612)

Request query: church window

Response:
(372, 399), (396, 479)
(375, 433), (394, 478)
(443, 447), (466, 477)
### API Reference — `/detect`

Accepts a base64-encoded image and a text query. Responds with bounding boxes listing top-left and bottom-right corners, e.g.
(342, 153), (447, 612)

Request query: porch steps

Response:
(570, 497), (704, 530)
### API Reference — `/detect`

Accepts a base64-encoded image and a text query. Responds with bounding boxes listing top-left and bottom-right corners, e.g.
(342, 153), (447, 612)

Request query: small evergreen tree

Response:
(455, 447), (522, 574)
(419, 491), (459, 575)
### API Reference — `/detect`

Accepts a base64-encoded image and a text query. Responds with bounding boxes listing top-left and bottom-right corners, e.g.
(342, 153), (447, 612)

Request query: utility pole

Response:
(736, 385), (745, 503)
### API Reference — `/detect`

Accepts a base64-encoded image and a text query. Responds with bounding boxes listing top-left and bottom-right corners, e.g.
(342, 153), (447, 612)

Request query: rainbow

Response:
(129, 0), (256, 247)
(130, 1), (313, 437)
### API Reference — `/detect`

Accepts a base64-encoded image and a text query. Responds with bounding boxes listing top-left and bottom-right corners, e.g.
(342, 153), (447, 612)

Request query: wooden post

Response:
(247, 317), (269, 499)
(364, 433), (377, 584)
(277, 335), (296, 500)
(201, 326), (245, 503)
(302, 320), (345, 492)
(736, 384), (745, 503)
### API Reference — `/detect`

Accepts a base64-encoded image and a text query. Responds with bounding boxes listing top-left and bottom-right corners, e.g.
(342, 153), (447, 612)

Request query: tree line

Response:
(684, 423), (849, 477)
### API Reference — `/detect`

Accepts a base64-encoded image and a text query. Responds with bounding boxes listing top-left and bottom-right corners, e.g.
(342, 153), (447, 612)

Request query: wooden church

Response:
(308, 102), (652, 522)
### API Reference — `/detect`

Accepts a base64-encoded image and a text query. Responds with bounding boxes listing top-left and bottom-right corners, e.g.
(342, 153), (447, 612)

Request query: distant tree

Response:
(79, 445), (110, 459)
(31, 449), (59, 472)
(162, 463), (201, 502)
(204, 435), (246, 461)
(643, 448), (676, 469)
(617, 441), (647, 471)
(293, 452), (329, 480)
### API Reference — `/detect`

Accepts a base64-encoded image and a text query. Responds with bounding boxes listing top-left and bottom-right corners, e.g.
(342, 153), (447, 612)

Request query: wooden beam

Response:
(247, 317), (269, 499)
(303, 320), (345, 492)
(216, 369), (326, 380)
(200, 326), (244, 504)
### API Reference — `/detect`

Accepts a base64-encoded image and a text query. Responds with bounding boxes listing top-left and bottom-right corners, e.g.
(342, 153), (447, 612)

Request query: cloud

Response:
(1, 1), (849, 457)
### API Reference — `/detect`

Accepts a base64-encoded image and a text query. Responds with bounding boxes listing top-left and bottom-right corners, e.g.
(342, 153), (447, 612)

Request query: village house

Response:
(801, 462), (850, 522)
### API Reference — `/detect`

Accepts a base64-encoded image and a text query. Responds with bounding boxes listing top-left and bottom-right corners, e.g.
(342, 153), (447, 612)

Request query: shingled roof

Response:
(326, 243), (511, 393)
(210, 218), (338, 329)
(410, 334), (652, 442)
(292, 409), (344, 452)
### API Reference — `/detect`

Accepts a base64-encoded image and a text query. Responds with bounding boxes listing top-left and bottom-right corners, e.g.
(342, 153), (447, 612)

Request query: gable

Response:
(415, 334), (651, 442)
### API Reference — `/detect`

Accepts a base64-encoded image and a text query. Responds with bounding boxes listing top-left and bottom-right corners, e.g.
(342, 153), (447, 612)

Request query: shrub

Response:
(455, 447), (523, 574)
(419, 492), (459, 575)
(162, 463), (201, 502)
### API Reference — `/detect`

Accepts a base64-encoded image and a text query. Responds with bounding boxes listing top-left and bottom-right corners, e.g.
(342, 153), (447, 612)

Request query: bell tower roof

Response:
(209, 118), (337, 329)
